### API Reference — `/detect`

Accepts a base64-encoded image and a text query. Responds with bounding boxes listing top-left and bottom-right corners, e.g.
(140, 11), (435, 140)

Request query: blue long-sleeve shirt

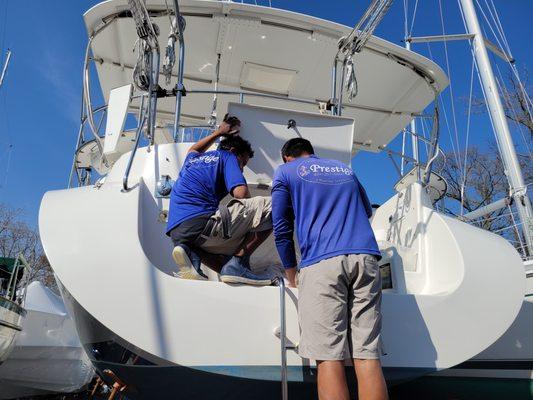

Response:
(271, 155), (380, 269)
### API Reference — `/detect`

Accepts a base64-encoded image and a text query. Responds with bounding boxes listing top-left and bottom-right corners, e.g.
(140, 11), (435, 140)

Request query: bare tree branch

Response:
(0, 204), (56, 291)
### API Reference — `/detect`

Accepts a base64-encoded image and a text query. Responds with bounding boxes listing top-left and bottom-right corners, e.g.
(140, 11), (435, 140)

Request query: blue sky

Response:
(0, 0), (531, 225)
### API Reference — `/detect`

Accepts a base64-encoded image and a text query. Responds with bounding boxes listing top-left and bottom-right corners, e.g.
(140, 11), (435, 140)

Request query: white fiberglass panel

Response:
(228, 102), (354, 184)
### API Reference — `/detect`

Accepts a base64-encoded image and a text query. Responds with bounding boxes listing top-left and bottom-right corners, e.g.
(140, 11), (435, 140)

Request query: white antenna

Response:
(0, 49), (12, 89)
(458, 0), (533, 253)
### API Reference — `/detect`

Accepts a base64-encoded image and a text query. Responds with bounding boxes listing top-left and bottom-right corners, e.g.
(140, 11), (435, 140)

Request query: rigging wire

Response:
(507, 203), (526, 254)
(474, 7), (533, 161)
(403, 0), (409, 40)
(419, 114), (430, 158)
(460, 56), (476, 215)
(0, 0), (8, 66)
(425, 41), (461, 174)
(456, 1), (504, 159)
(487, 0), (533, 118)
(494, 62), (533, 160)
(476, 0), (533, 115)
(484, 1), (533, 162)
(401, 0), (420, 40)
(438, 0), (464, 175)
(0, 0), (12, 189)
(408, 0), (419, 38)
(484, 0), (511, 56)
(338, 0), (394, 101)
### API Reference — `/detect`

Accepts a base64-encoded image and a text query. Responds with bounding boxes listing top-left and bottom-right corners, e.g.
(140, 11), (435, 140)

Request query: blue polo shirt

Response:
(271, 155), (380, 269)
(166, 150), (246, 234)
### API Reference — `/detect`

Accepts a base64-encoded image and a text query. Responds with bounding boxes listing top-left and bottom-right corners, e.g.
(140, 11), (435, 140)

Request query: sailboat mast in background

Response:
(458, 0), (533, 253)
(0, 49), (11, 89)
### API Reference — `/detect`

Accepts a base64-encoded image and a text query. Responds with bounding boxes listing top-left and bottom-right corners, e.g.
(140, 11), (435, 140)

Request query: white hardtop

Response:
(84, 0), (448, 152)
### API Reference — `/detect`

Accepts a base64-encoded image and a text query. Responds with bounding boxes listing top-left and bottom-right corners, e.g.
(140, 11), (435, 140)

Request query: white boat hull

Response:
(434, 270), (533, 381)
(0, 282), (94, 399)
(38, 142), (526, 398)
(0, 299), (24, 365)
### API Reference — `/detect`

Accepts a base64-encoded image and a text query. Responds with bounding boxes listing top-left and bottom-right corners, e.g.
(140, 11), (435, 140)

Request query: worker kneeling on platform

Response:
(272, 138), (388, 400)
(166, 115), (273, 286)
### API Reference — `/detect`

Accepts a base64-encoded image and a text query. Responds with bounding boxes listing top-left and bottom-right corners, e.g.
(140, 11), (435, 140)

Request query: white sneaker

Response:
(172, 246), (208, 281)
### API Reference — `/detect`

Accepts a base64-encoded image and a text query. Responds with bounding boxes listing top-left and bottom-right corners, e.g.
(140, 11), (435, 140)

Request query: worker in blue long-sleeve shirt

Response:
(271, 138), (388, 400)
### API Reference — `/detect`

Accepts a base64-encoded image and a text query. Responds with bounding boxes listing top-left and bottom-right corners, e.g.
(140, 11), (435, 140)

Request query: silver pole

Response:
(405, 41), (420, 180)
(331, 57), (338, 116)
(459, 0), (533, 252)
(148, 49), (160, 145)
(173, 4), (186, 142)
(209, 53), (222, 126)
(338, 59), (347, 116)
(0, 49), (12, 89)
(462, 196), (512, 221)
(278, 278), (288, 400)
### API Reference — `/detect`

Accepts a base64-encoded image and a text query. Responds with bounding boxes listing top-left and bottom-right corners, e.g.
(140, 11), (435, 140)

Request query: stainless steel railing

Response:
(276, 277), (289, 400)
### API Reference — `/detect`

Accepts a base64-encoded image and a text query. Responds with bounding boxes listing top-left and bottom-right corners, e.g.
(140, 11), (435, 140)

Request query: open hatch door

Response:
(227, 102), (355, 186)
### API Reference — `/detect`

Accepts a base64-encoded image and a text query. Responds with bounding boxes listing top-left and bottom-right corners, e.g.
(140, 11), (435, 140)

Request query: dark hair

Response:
(218, 136), (254, 158)
(281, 138), (315, 160)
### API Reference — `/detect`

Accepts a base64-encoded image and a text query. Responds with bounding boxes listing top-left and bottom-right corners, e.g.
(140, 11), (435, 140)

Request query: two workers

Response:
(166, 116), (388, 400)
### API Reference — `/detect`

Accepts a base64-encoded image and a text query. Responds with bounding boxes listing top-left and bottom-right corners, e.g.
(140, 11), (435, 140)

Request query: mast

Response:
(458, 0), (533, 254)
(0, 49), (12, 89)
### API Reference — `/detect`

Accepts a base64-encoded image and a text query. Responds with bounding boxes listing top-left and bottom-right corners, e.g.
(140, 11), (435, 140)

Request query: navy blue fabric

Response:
(272, 155), (380, 269)
(166, 150), (246, 234)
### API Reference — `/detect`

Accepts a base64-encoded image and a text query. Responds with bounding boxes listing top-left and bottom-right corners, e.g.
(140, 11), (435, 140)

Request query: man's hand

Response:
(188, 114), (241, 154)
(285, 267), (298, 288)
(216, 113), (241, 136)
(214, 121), (234, 136)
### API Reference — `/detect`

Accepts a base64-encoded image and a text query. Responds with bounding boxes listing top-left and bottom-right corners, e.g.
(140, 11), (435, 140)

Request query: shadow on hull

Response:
(60, 286), (433, 399)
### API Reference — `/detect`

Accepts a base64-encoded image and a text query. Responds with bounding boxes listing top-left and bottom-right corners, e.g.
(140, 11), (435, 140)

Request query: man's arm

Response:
(223, 153), (250, 199)
(285, 267), (297, 288)
(188, 120), (236, 154)
(232, 185), (251, 199)
(272, 171), (298, 287)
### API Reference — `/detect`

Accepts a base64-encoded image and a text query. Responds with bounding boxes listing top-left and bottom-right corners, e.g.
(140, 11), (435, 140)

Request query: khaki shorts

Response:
(297, 254), (382, 361)
(199, 196), (272, 256)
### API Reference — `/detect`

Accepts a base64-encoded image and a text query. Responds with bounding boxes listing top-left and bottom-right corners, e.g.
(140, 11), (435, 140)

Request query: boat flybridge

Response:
(39, 0), (526, 398)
